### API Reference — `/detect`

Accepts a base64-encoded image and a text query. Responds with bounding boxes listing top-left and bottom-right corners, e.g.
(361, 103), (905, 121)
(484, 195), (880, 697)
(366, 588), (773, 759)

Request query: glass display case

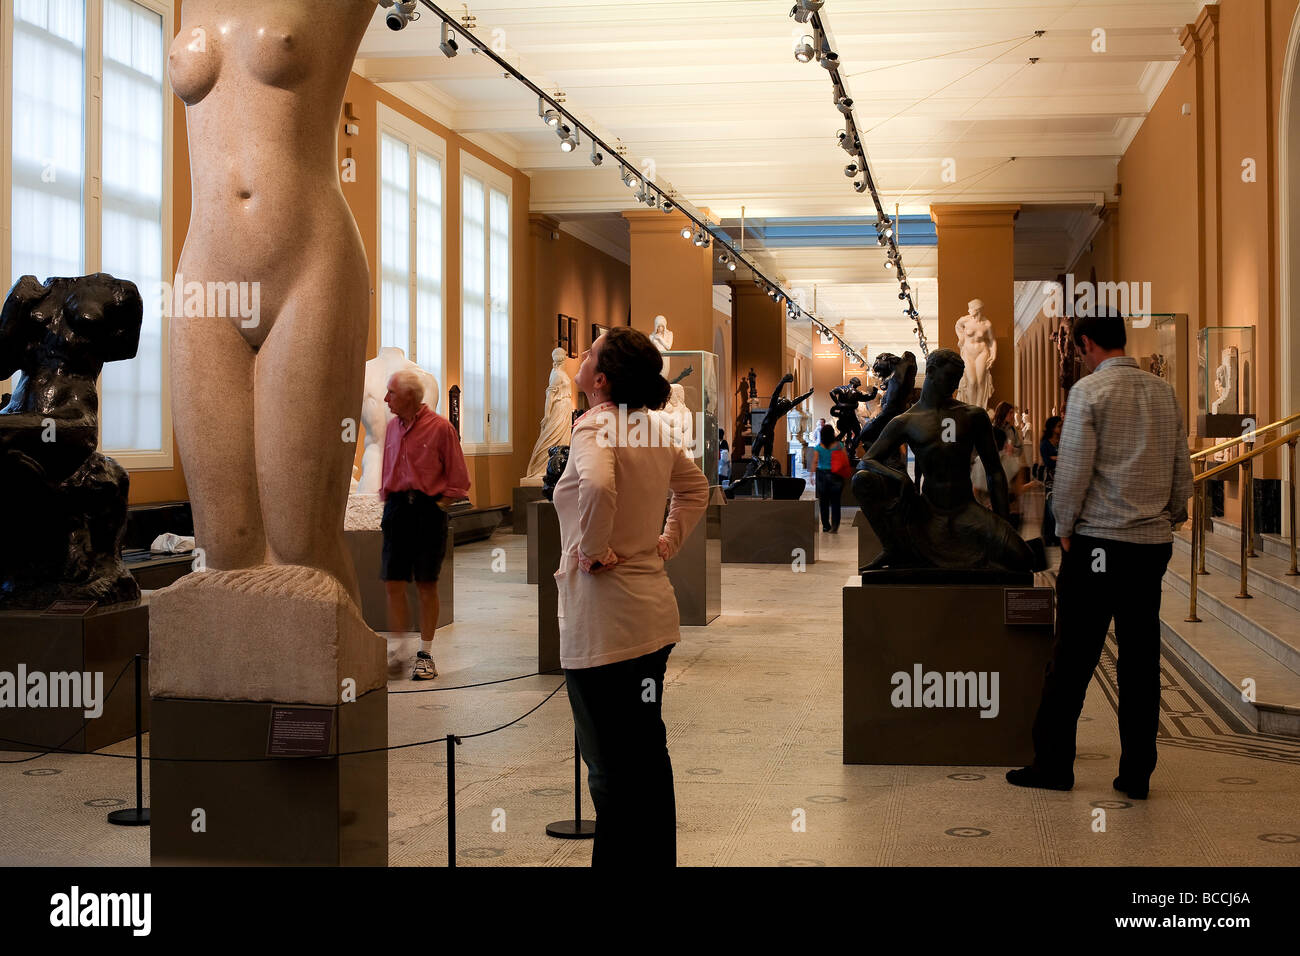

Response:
(1197, 326), (1255, 436)
(660, 349), (719, 483)
(1125, 313), (1187, 427)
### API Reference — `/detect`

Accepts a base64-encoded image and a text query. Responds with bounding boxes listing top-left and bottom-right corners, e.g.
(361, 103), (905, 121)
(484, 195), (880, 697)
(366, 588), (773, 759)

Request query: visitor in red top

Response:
(380, 369), (470, 680)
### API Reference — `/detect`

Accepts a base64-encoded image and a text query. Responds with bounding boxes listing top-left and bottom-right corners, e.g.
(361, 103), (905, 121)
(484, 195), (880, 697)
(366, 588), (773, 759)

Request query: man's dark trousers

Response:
(1030, 534), (1174, 785)
(564, 645), (675, 867)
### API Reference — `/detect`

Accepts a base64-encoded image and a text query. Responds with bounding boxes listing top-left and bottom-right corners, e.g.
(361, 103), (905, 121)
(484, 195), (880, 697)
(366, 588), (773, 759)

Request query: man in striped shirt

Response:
(1008, 312), (1192, 800)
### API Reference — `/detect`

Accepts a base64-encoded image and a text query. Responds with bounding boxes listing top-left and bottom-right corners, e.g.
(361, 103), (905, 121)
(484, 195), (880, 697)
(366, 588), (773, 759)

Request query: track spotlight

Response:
(681, 226), (693, 240)
(621, 167), (640, 190)
(837, 130), (857, 155)
(884, 258), (895, 271)
(436, 17), (458, 52)
(853, 179), (867, 193)
(644, 188), (658, 208)
(660, 197), (674, 213)
(794, 36), (816, 63)
(880, 220), (894, 239)
(844, 163), (858, 178)
(836, 96), (853, 116)
(819, 49), (840, 71)
(387, 1), (420, 32)
(728, 258), (737, 271)
(557, 124), (578, 151)
(539, 97), (560, 127)
(590, 142), (603, 166)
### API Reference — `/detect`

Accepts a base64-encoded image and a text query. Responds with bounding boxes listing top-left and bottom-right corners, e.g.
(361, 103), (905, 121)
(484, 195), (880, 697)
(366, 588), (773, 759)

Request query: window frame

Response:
(0, 0), (175, 470)
(375, 102), (447, 392)
(458, 149), (512, 456)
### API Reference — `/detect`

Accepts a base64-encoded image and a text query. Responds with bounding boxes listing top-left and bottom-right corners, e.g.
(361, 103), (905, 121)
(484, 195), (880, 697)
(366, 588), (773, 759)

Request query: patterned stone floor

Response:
(2, 525), (1298, 867)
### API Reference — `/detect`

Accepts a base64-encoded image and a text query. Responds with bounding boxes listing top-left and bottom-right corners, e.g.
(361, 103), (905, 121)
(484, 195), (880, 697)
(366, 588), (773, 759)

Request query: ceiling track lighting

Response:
(788, 0), (824, 24)
(844, 163), (858, 178)
(557, 124), (578, 151)
(819, 49), (839, 71)
(681, 225), (693, 240)
(621, 167), (640, 190)
(590, 142), (603, 166)
(386, 0), (420, 32)
(837, 130), (858, 155)
(436, 17), (456, 51)
(852, 179), (867, 193)
(660, 197), (674, 213)
(539, 96), (560, 127)
(836, 96), (853, 116)
(794, 36), (816, 63)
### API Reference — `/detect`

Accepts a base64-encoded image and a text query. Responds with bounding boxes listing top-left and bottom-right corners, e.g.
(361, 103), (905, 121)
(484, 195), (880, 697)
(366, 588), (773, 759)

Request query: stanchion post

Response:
(546, 730), (595, 840)
(108, 653), (149, 827)
(447, 734), (460, 867)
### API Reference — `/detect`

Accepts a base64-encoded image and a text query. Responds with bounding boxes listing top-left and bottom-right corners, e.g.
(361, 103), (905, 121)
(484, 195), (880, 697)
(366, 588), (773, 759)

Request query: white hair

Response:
(388, 369), (424, 403)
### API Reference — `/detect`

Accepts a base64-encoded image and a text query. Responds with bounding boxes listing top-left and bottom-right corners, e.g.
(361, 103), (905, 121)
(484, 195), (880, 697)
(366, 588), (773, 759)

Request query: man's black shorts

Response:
(381, 490), (449, 582)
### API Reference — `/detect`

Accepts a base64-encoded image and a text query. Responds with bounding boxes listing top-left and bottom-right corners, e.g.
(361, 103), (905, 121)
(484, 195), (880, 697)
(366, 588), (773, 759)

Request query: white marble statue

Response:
(523, 347), (576, 484)
(352, 347), (438, 495)
(954, 298), (996, 409)
(650, 314), (674, 352)
(1211, 346), (1238, 415)
(661, 382), (694, 453)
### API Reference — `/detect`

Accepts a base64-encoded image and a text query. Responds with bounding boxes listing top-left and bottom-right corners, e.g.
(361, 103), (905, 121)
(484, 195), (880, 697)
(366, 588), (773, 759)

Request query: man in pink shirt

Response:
(380, 369), (470, 680)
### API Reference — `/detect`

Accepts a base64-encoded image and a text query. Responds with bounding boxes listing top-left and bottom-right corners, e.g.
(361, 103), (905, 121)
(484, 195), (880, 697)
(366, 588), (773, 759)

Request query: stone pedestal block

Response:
(513, 485), (548, 535)
(532, 501), (563, 673)
(721, 497), (818, 564)
(666, 498), (722, 625)
(853, 511), (883, 571)
(148, 565), (387, 866)
(0, 601), (149, 752)
(843, 574), (1054, 766)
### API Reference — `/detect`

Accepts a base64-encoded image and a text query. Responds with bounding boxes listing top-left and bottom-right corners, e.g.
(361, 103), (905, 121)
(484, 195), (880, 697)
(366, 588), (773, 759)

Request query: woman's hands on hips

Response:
(579, 547), (621, 574)
(657, 535), (671, 561)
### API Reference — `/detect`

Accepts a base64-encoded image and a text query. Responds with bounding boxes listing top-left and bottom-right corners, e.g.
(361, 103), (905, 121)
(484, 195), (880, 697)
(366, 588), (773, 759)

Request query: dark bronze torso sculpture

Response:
(856, 351), (917, 462)
(0, 274), (144, 608)
(829, 377), (876, 455)
(852, 349), (1034, 575)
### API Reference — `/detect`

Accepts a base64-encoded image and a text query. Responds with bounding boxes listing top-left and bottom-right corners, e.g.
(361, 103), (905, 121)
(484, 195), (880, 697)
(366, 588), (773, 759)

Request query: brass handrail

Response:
(1190, 411), (1300, 461)
(1186, 427), (1300, 623)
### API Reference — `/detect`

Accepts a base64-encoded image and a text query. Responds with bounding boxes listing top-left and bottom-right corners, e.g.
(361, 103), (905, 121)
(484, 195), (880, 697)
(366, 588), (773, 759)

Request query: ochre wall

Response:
(529, 215), (631, 413)
(132, 71), (537, 510)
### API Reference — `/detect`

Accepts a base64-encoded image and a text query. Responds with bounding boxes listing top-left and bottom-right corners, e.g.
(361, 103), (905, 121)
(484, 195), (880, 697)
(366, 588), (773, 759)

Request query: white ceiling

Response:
(356, 0), (1205, 351)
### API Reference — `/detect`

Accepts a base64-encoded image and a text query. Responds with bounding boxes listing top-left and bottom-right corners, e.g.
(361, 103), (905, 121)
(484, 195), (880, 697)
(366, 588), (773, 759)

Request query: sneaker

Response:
(412, 653), (438, 681)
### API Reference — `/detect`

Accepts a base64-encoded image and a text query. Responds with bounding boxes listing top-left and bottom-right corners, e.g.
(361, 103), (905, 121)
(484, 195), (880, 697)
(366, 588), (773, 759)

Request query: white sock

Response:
(420, 639), (434, 657)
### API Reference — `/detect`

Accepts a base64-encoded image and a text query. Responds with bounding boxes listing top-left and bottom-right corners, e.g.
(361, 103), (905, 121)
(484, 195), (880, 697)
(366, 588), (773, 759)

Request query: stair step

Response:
(1209, 516), (1296, 565)
(1163, 557), (1300, 677)
(1159, 581), (1300, 736)
(1173, 528), (1300, 613)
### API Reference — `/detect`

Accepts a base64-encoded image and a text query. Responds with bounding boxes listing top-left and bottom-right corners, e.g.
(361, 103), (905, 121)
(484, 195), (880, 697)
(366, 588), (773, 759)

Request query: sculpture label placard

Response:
(266, 707), (334, 757)
(1004, 588), (1055, 626)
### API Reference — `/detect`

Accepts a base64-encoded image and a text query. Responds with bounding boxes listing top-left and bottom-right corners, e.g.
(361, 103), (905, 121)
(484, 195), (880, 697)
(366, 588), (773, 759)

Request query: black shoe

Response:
(1113, 776), (1148, 800)
(1006, 766), (1073, 791)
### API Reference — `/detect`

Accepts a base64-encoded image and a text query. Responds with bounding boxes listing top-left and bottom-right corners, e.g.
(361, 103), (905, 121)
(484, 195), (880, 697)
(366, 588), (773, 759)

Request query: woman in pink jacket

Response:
(553, 327), (710, 866)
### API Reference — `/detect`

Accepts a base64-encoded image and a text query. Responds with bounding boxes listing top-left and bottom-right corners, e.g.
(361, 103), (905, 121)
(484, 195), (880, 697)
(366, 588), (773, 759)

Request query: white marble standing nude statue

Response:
(954, 298), (997, 409)
(168, 0), (377, 602)
(523, 348), (575, 482)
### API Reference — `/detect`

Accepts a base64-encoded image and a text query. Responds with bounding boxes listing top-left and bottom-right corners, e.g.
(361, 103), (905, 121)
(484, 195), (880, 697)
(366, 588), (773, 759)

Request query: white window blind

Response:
(5, 0), (170, 463)
(378, 110), (444, 388)
(460, 154), (510, 451)
(99, 0), (165, 453)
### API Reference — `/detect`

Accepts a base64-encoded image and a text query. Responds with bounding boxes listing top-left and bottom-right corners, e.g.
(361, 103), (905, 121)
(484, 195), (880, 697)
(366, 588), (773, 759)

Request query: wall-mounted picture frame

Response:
(558, 313), (578, 358)
(591, 322), (611, 343)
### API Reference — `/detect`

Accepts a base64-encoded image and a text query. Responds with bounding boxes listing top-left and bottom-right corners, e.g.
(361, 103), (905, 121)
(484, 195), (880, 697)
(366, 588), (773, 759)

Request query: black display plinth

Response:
(345, 530), (452, 630)
(0, 601), (149, 752)
(721, 497), (818, 564)
(843, 574), (1055, 765)
(666, 493), (723, 625)
(513, 484), (547, 535)
(532, 500), (562, 673)
(149, 690), (387, 865)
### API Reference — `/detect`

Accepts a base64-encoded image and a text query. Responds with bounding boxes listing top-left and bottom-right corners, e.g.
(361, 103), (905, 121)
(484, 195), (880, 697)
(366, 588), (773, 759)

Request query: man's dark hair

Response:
(1071, 312), (1126, 351)
(819, 424), (836, 446)
(596, 326), (671, 410)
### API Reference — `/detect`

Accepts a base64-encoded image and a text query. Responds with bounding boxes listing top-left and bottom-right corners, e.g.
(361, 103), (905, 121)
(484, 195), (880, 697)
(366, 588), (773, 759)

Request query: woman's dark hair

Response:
(819, 424), (836, 446)
(595, 326), (671, 410)
(1043, 415), (1063, 442)
(993, 401), (1013, 427)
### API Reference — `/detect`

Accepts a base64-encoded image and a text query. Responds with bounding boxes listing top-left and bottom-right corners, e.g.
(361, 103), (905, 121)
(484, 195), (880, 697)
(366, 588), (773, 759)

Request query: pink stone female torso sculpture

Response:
(169, 0), (376, 601)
